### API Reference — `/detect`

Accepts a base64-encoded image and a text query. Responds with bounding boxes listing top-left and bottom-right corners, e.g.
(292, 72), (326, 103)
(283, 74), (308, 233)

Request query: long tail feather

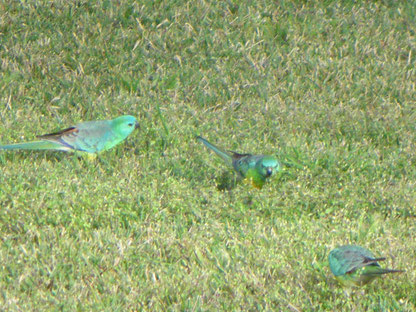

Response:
(0, 140), (69, 151)
(363, 267), (404, 276)
(196, 136), (232, 166)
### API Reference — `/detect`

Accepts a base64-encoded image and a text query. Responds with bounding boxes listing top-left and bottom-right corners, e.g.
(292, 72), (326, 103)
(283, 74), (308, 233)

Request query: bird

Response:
(0, 115), (139, 155)
(196, 136), (280, 189)
(328, 245), (403, 287)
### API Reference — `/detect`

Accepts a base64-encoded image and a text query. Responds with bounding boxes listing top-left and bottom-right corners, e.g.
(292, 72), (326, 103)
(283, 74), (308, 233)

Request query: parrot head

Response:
(257, 155), (280, 178)
(111, 115), (139, 138)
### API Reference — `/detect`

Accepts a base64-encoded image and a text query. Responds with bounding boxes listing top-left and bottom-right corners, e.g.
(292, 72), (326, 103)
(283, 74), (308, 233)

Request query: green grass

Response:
(1, 0), (415, 310)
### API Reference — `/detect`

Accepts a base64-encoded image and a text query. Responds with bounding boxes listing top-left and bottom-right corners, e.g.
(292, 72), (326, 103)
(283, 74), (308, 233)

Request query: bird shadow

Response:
(0, 151), (103, 169)
(0, 151), (66, 163)
(215, 171), (238, 191)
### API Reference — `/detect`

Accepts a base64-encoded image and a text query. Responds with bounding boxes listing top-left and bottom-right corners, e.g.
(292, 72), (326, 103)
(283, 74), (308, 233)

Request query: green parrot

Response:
(329, 245), (403, 287)
(196, 136), (280, 189)
(0, 115), (139, 154)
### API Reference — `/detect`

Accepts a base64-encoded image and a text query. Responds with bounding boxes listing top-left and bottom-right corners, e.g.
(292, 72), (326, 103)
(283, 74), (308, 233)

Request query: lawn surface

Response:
(0, 1), (415, 311)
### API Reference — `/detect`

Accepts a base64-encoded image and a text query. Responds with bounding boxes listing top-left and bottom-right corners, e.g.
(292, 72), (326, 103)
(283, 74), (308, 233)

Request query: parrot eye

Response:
(128, 123), (134, 127)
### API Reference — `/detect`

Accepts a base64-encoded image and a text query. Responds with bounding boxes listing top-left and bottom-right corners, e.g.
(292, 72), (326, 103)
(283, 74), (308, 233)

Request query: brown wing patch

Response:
(229, 150), (251, 159)
(37, 126), (79, 139)
(363, 257), (385, 264)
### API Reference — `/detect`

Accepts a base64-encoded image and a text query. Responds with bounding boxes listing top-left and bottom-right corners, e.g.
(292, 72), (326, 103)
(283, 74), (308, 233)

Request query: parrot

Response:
(196, 136), (280, 189)
(0, 115), (139, 155)
(328, 245), (403, 287)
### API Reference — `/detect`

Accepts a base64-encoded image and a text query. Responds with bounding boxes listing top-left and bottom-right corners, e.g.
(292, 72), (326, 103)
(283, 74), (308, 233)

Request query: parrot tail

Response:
(363, 266), (404, 276)
(196, 136), (233, 166)
(0, 140), (69, 151)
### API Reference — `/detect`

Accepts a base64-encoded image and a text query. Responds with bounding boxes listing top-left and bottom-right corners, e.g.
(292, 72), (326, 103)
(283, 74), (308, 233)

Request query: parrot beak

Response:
(135, 121), (140, 129)
(266, 167), (273, 177)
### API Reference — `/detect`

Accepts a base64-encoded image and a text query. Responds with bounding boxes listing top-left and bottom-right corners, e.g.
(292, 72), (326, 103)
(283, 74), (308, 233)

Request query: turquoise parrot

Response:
(0, 115), (139, 154)
(329, 245), (403, 287)
(196, 136), (280, 189)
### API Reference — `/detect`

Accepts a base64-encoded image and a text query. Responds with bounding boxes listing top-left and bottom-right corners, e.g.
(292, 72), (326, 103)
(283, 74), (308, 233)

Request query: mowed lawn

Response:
(0, 1), (415, 310)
